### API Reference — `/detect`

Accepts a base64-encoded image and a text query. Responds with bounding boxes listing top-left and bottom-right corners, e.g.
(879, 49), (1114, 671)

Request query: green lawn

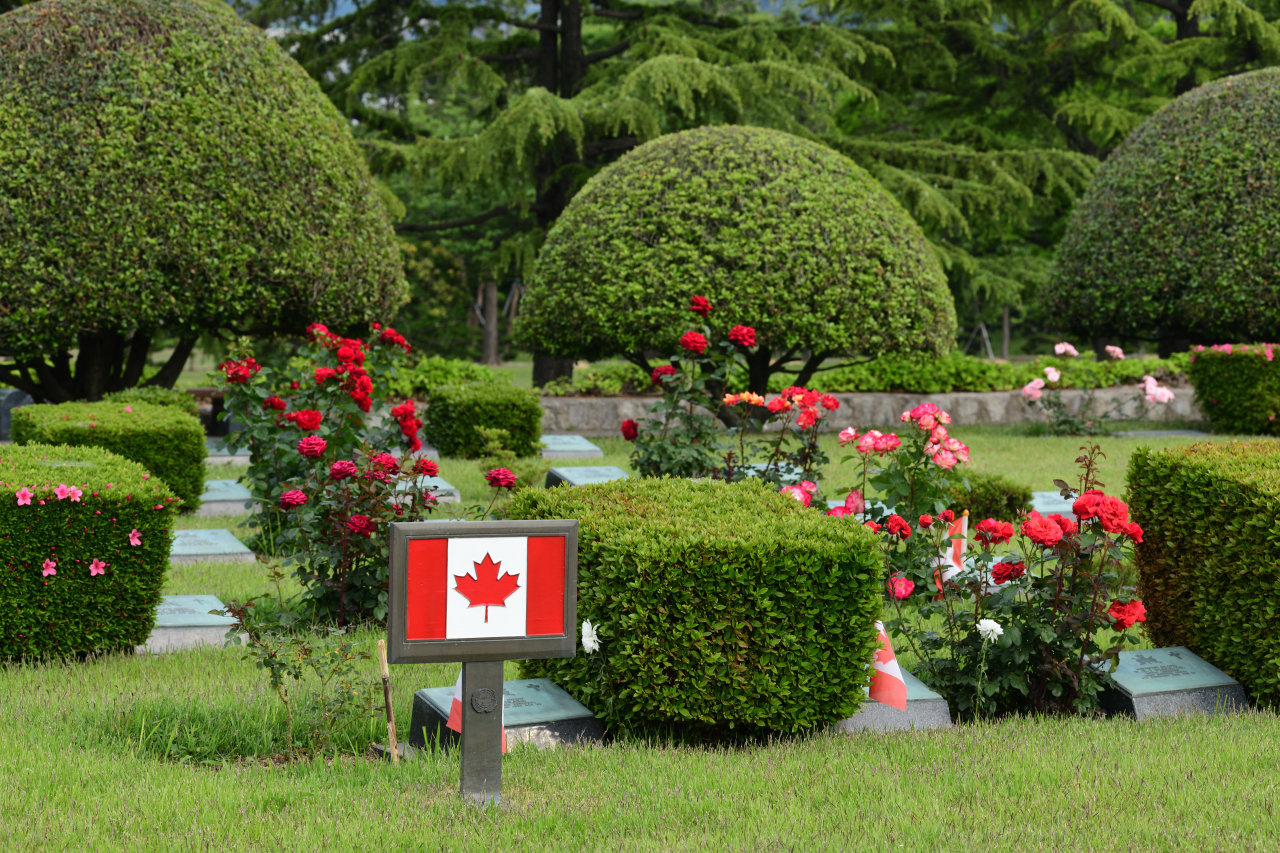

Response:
(4, 435), (1269, 850)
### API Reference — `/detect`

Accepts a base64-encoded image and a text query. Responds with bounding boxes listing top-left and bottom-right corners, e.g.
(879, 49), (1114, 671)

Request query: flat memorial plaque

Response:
(737, 462), (805, 486)
(835, 670), (952, 733)
(170, 528), (254, 564)
(546, 466), (629, 488)
(139, 594), (241, 654)
(541, 435), (604, 459)
(1101, 647), (1247, 718)
(1112, 429), (1210, 438)
(197, 479), (255, 517)
(408, 677), (603, 750)
(1031, 491), (1075, 515)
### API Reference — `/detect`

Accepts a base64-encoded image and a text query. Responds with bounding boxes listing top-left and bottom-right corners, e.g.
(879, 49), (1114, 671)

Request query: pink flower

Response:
(279, 489), (309, 509)
(932, 449), (958, 469)
(837, 427), (859, 447)
(1054, 342), (1079, 357)
(16, 487), (32, 506)
(485, 468), (517, 489)
(798, 481), (818, 496)
(89, 559), (107, 577)
(780, 485), (812, 507)
(944, 437), (970, 463)
(844, 489), (866, 514)
(889, 575), (915, 600)
(129, 529), (142, 546)
(930, 425), (948, 443)
(123, 406), (133, 413)
(1044, 366), (1061, 383)
(1022, 378), (1045, 401)
(298, 435), (328, 458)
(826, 506), (853, 518)
(1105, 345), (1125, 361)
(856, 430), (882, 454)
(54, 483), (73, 500)
(41, 559), (57, 577)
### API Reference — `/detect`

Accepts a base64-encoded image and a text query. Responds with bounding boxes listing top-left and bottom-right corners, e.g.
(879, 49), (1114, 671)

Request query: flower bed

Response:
(0, 444), (177, 657)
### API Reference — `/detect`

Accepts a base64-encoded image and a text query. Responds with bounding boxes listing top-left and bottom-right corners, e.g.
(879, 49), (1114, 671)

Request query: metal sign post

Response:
(387, 519), (578, 804)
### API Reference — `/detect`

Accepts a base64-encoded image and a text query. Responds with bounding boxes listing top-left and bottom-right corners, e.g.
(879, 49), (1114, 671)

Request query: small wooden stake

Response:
(376, 639), (399, 764)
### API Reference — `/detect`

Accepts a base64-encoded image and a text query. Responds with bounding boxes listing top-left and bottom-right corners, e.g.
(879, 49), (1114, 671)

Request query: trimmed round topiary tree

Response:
(1046, 69), (1280, 354)
(514, 125), (956, 393)
(0, 0), (407, 402)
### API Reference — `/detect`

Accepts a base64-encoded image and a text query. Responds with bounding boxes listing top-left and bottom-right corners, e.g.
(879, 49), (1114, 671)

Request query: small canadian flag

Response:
(405, 535), (567, 640)
(445, 668), (507, 753)
(868, 620), (908, 711)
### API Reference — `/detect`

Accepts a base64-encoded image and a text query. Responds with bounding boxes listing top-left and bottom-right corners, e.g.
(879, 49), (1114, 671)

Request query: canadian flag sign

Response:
(405, 535), (567, 641)
(868, 620), (908, 711)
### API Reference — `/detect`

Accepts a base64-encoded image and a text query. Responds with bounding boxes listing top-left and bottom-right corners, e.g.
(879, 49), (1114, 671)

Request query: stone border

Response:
(538, 388), (1202, 436)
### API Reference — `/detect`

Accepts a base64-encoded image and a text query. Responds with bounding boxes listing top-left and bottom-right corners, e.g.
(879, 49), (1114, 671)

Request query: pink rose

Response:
(1105, 345), (1125, 361)
(837, 427), (859, 447)
(485, 468), (517, 489)
(779, 485), (812, 507)
(1022, 378), (1045, 401)
(932, 449), (958, 469)
(1054, 342), (1079, 357)
(844, 489), (865, 514)
(889, 575), (915, 600)
(1044, 366), (1061, 383)
(826, 506), (853, 518)
(330, 460), (358, 480)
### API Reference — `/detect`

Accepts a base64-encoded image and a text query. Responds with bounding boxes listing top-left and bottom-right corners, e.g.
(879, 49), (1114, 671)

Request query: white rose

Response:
(977, 618), (1003, 643)
(581, 620), (600, 654)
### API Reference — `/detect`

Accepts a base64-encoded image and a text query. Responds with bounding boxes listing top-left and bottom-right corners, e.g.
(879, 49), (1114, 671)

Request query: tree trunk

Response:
(143, 336), (198, 389)
(559, 0), (585, 96)
(1091, 336), (1118, 362)
(1001, 306), (1010, 359)
(537, 0), (559, 92)
(483, 280), (501, 366)
(1173, 4), (1201, 95)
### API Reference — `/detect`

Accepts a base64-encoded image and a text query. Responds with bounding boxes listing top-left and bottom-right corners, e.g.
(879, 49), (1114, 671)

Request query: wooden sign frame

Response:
(386, 519), (579, 665)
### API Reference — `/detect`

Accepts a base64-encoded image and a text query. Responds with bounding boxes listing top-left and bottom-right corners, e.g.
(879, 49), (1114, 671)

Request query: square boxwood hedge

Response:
(1186, 344), (1280, 434)
(424, 383), (542, 458)
(1129, 441), (1280, 705)
(12, 401), (205, 511)
(509, 477), (884, 737)
(946, 470), (1033, 522)
(0, 444), (178, 658)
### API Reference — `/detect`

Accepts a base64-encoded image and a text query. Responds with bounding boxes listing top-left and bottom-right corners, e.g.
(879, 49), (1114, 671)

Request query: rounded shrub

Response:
(0, 0), (407, 402)
(0, 444), (177, 658)
(1047, 69), (1280, 345)
(102, 387), (200, 419)
(12, 402), (206, 511)
(424, 384), (542, 459)
(515, 125), (956, 393)
(510, 477), (884, 737)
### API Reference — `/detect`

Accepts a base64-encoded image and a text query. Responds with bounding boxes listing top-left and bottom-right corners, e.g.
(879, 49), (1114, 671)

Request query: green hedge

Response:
(1129, 441), (1280, 706)
(424, 384), (542, 459)
(1186, 345), (1280, 435)
(389, 356), (506, 400)
(102, 386), (199, 419)
(12, 402), (205, 511)
(794, 352), (1191, 395)
(946, 471), (1033, 522)
(0, 444), (177, 657)
(510, 478), (884, 737)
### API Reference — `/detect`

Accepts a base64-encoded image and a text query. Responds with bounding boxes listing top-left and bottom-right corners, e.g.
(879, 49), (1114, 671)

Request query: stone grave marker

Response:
(540, 435), (604, 459)
(0, 387), (33, 442)
(395, 475), (460, 503)
(197, 479), (255, 517)
(1112, 429), (1210, 438)
(408, 677), (603, 751)
(170, 528), (254, 564)
(138, 594), (242, 653)
(546, 466), (630, 488)
(737, 462), (805, 485)
(1100, 646), (1247, 718)
(1030, 491), (1075, 515)
(835, 670), (952, 733)
(205, 437), (251, 467)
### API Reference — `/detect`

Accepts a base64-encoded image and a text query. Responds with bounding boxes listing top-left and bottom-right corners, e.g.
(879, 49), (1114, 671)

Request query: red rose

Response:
(679, 331), (708, 355)
(306, 322), (330, 341)
(1048, 513), (1078, 537)
(766, 397), (791, 414)
(485, 468), (517, 489)
(285, 409), (323, 431)
(218, 357), (261, 384)
(372, 452), (399, 472)
(379, 326), (411, 353)
(330, 460), (358, 480)
(290, 381), (300, 390)
(262, 396), (287, 411)
(346, 514), (376, 537)
(819, 394), (839, 411)
(796, 409), (819, 430)
(992, 560), (1026, 585)
(297, 436), (327, 458)
(919, 514), (934, 528)
(1125, 522), (1144, 542)
(314, 367), (337, 385)
(886, 514), (911, 539)
(414, 458), (439, 477)
(689, 296), (712, 318)
(279, 489), (308, 509)
(1022, 511), (1063, 548)
(939, 510), (955, 524)
(975, 518), (1013, 546)
(1096, 496), (1130, 535)
(864, 520), (882, 533)
(391, 400), (417, 421)
(889, 575), (915, 599)
(826, 506), (853, 518)
(1108, 599), (1147, 630)
(728, 325), (756, 347)
(1072, 490), (1104, 520)
(651, 365), (678, 386)
(620, 419), (639, 441)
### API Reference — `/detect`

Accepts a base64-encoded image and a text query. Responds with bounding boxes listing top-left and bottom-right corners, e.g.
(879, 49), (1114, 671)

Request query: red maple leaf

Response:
(454, 553), (520, 622)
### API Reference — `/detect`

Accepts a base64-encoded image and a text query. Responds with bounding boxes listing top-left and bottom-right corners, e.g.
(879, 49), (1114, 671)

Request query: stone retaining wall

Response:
(539, 388), (1201, 436)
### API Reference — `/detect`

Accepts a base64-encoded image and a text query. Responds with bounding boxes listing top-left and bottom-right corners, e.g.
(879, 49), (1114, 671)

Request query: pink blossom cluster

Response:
(825, 489), (865, 518)
(779, 480), (819, 507)
(1105, 345), (1125, 361)
(1021, 377), (1045, 401)
(1142, 375), (1175, 404)
(1191, 343), (1277, 363)
(1054, 342), (1079, 357)
(901, 404), (969, 469)
(839, 428), (902, 456)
